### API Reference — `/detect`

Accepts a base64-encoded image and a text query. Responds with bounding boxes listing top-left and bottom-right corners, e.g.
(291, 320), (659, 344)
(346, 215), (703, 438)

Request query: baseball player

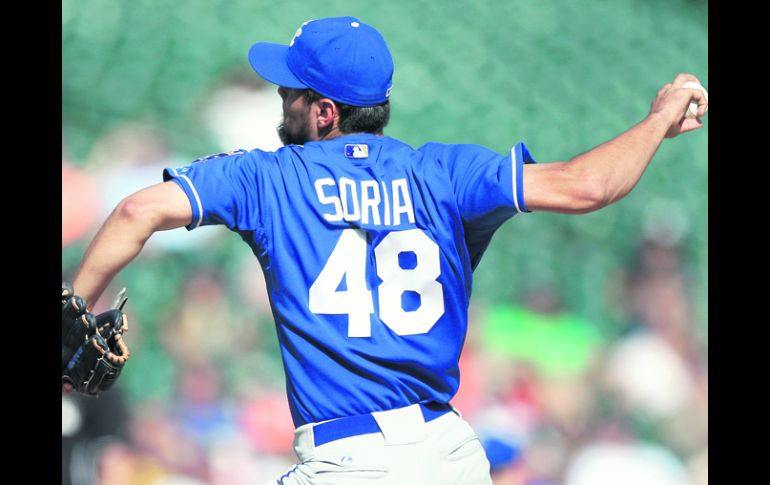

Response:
(69, 16), (707, 484)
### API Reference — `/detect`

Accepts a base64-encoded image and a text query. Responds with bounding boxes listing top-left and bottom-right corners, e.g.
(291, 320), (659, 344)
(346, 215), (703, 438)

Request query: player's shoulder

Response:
(170, 147), (282, 175)
(192, 147), (294, 161)
(189, 148), (250, 164)
(417, 141), (503, 163)
(265, 142), (325, 160)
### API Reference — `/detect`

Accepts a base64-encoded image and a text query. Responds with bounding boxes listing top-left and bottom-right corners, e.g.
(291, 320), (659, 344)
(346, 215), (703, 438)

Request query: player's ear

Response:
(315, 98), (339, 130)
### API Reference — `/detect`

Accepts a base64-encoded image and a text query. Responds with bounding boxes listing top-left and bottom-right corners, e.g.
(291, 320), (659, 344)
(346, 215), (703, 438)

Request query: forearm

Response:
(73, 201), (156, 310)
(523, 75), (706, 214)
(569, 112), (671, 208)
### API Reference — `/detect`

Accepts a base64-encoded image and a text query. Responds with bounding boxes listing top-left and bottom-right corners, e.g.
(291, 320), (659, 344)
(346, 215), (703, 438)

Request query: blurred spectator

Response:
(86, 121), (222, 254)
(480, 436), (529, 485)
(613, 231), (705, 370)
(200, 71), (283, 152)
(522, 423), (570, 483)
(173, 356), (239, 448)
(62, 161), (101, 247)
(62, 387), (130, 485)
(603, 229), (707, 461)
(452, 301), (491, 419)
(481, 289), (604, 380)
(564, 441), (693, 485)
(85, 120), (170, 171)
(235, 253), (274, 321)
(207, 435), (294, 485)
(604, 331), (696, 420)
(130, 400), (210, 482)
(238, 391), (295, 455)
(478, 289), (604, 439)
(161, 270), (257, 361)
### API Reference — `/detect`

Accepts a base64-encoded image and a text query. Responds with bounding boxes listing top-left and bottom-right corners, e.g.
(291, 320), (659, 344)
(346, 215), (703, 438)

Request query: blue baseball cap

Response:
(248, 17), (394, 107)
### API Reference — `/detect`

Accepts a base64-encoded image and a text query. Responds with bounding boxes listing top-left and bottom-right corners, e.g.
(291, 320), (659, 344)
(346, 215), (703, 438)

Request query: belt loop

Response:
(293, 422), (317, 461)
(371, 404), (426, 445)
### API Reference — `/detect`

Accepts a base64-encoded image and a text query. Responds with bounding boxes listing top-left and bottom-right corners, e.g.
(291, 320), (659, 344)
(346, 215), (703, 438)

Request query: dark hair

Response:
(304, 89), (390, 134)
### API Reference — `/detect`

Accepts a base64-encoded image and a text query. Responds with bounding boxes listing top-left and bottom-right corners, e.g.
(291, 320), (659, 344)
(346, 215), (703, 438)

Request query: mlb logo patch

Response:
(344, 144), (369, 159)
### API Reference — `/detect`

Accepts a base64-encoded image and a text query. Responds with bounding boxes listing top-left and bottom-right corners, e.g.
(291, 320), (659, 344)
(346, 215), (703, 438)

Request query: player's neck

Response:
(318, 126), (345, 141)
(319, 128), (382, 142)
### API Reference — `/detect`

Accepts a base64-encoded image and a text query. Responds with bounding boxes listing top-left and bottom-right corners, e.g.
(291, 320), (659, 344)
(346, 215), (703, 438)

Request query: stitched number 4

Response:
(309, 229), (445, 337)
(308, 229), (373, 337)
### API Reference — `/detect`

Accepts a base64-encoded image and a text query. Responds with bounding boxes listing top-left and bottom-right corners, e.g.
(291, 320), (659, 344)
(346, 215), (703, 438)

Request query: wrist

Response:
(644, 111), (675, 138)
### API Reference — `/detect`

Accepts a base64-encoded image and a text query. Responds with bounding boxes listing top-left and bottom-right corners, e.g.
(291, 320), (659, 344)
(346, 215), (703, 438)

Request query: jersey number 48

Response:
(309, 228), (445, 337)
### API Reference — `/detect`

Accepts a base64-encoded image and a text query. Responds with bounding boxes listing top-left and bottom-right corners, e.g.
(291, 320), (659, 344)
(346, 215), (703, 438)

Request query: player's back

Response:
(258, 132), (535, 427)
(165, 132), (533, 427)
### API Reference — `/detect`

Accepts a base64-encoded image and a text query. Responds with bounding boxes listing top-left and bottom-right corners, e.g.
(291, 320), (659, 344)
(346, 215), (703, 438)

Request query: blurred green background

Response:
(62, 2), (707, 483)
(62, 0), (707, 400)
(62, 0), (708, 327)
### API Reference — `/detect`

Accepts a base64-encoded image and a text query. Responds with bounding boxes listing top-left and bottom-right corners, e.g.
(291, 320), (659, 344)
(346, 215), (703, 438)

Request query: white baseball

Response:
(682, 81), (708, 119)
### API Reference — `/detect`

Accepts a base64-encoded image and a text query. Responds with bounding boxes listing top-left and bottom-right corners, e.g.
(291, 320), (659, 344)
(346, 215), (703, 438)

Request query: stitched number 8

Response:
(309, 229), (445, 337)
(375, 229), (444, 335)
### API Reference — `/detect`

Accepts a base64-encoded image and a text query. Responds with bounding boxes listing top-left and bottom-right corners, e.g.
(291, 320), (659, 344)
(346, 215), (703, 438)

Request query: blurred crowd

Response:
(62, 80), (707, 485)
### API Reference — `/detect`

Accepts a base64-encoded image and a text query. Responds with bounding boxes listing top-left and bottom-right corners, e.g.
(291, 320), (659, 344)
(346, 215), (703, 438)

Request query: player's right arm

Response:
(72, 181), (192, 310)
(522, 73), (707, 214)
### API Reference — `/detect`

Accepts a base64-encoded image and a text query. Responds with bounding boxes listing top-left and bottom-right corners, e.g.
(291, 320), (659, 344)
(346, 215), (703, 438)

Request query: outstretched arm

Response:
(523, 73), (707, 214)
(72, 181), (193, 309)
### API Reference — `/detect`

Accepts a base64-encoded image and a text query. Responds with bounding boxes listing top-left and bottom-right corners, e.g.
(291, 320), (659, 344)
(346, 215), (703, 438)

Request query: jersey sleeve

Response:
(421, 141), (537, 225)
(161, 150), (268, 232)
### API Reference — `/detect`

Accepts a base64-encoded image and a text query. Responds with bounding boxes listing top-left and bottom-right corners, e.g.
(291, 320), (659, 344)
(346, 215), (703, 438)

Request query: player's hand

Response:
(649, 73), (708, 138)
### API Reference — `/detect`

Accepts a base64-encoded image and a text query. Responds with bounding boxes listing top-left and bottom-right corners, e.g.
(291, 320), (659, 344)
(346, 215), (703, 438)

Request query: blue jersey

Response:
(163, 133), (536, 427)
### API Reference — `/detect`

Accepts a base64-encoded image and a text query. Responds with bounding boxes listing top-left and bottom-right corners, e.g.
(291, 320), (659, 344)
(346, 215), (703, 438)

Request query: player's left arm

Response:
(73, 181), (193, 310)
(522, 73), (707, 214)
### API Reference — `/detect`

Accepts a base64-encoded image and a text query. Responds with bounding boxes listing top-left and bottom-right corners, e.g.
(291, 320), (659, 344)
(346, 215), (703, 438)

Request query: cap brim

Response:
(248, 43), (307, 89)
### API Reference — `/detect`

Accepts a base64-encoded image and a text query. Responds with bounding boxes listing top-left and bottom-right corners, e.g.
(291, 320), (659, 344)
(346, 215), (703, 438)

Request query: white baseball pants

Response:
(269, 403), (492, 484)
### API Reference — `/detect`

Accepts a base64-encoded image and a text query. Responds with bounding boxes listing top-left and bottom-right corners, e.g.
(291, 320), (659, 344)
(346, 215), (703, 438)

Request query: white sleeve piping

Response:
(171, 168), (204, 229)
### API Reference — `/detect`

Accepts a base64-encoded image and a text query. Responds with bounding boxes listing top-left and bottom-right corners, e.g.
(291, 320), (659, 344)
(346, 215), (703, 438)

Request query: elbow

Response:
(116, 195), (147, 222)
(115, 193), (162, 233)
(114, 182), (193, 231)
(575, 179), (609, 213)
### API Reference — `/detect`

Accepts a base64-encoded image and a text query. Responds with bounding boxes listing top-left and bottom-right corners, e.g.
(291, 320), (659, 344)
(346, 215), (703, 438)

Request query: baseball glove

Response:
(62, 282), (131, 396)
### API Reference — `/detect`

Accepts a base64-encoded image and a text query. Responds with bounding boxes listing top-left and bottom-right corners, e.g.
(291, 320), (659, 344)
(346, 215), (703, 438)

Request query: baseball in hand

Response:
(682, 81), (708, 119)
